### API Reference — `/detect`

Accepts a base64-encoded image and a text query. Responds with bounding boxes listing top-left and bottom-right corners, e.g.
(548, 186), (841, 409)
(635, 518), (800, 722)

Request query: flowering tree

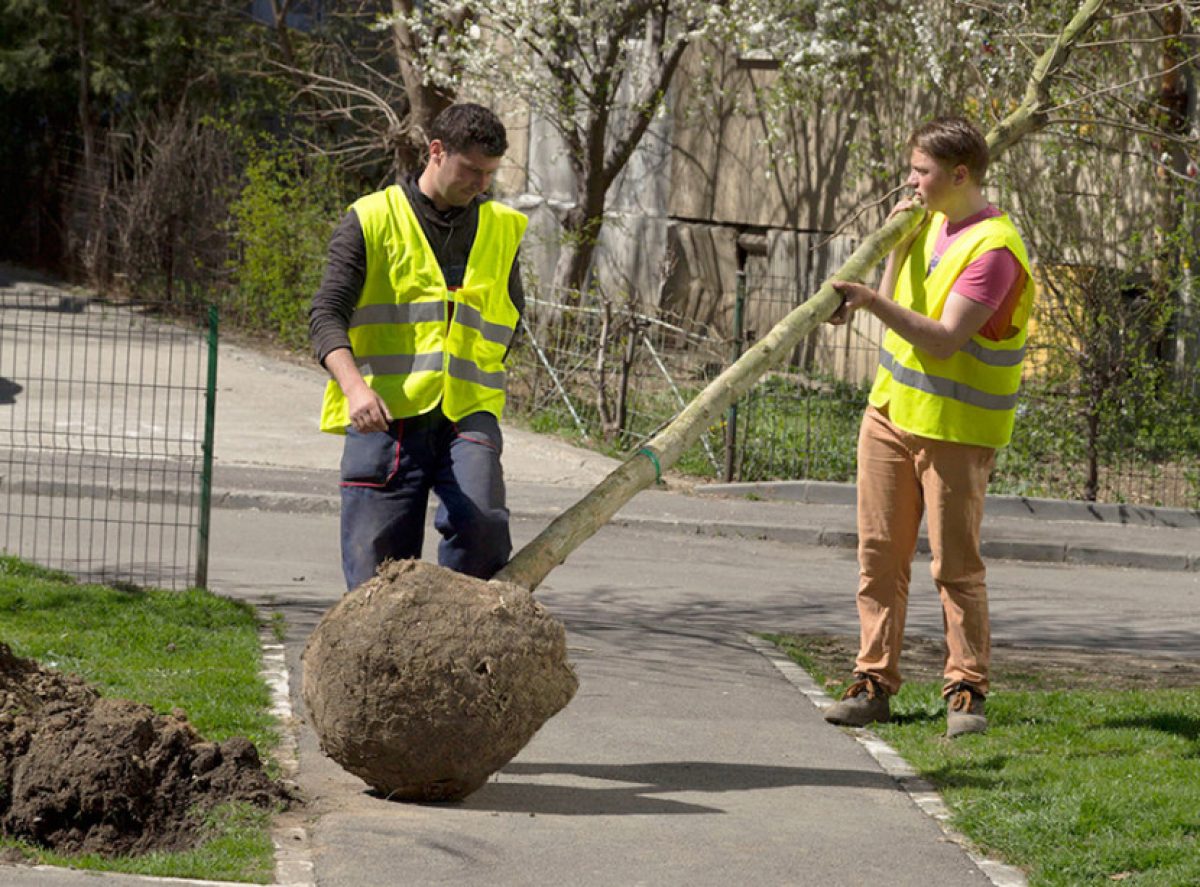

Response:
(384, 0), (715, 294)
(977, 0), (1200, 502)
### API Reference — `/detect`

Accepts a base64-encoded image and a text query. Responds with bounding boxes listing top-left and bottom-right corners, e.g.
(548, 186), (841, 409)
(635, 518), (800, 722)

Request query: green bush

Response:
(226, 145), (344, 350)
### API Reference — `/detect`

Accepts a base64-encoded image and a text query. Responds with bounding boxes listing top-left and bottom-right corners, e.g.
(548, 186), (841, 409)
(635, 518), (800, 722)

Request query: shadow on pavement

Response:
(0, 377), (21, 405)
(456, 760), (898, 816)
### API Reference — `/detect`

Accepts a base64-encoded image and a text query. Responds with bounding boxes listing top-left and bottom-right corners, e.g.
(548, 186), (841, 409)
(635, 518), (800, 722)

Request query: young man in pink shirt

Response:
(824, 117), (1036, 737)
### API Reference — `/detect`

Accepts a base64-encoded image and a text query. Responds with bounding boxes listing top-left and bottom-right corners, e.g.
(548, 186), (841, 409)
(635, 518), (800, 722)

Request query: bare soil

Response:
(784, 632), (1200, 692)
(0, 643), (292, 857)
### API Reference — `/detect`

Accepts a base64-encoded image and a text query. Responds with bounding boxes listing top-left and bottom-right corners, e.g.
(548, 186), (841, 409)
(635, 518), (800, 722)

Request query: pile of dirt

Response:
(0, 643), (291, 857)
(303, 559), (578, 802)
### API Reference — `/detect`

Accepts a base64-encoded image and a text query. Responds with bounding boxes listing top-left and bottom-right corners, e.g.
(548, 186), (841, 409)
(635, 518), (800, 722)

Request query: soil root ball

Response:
(301, 559), (578, 802)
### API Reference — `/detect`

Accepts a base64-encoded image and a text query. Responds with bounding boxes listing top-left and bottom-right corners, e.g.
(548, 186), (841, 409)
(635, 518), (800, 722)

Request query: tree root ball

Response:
(301, 559), (578, 802)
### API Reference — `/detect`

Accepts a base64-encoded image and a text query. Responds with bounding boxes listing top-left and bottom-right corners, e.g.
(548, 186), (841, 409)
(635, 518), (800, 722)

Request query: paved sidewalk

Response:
(4, 334), (1199, 887)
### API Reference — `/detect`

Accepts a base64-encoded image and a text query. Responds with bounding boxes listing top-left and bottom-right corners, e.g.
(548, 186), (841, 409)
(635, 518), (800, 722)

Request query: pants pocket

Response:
(452, 412), (503, 455)
(339, 424), (402, 487)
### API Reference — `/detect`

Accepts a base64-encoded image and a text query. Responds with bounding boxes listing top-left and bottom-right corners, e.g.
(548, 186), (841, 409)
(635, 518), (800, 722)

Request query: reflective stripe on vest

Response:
(868, 211), (1035, 449)
(319, 186), (527, 432)
(353, 352), (506, 390)
(350, 302), (446, 327)
(878, 349), (1020, 412)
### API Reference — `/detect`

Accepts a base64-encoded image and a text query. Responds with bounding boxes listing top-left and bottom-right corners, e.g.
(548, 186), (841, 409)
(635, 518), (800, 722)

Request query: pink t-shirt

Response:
(928, 205), (1026, 341)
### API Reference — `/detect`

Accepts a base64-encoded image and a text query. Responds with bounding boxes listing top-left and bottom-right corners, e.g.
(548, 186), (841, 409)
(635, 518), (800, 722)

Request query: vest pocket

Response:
(339, 424), (402, 487)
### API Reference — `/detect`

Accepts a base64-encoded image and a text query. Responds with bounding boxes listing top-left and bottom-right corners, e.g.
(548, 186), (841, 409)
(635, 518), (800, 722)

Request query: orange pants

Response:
(854, 406), (996, 696)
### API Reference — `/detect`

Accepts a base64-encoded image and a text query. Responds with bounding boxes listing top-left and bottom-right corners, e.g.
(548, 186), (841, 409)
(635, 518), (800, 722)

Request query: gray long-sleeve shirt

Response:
(309, 174), (525, 366)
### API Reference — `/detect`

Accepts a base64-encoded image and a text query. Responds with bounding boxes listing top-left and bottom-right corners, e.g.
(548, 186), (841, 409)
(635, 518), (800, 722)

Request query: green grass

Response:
(733, 378), (867, 482)
(0, 555), (281, 882)
(4, 803), (277, 882)
(270, 610), (287, 643)
(769, 634), (1200, 886)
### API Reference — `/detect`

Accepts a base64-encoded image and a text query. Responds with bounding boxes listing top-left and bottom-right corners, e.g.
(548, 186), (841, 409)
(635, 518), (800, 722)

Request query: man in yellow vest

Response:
(823, 116), (1035, 737)
(309, 103), (528, 591)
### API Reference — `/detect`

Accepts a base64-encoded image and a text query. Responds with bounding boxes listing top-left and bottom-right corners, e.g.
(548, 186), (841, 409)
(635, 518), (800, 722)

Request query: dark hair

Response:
(430, 103), (508, 157)
(908, 116), (989, 183)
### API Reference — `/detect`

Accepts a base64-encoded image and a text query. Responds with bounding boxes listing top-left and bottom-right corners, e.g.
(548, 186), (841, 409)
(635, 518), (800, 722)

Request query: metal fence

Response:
(507, 273), (1200, 509)
(505, 273), (883, 483)
(0, 279), (217, 589)
(510, 290), (730, 476)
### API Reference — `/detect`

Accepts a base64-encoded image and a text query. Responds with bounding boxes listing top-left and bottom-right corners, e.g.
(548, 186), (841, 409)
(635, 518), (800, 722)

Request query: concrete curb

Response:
(8, 870), (273, 887)
(256, 618), (316, 887)
(603, 515), (1200, 573)
(697, 480), (1200, 529)
(744, 635), (1029, 887)
(204, 492), (1200, 572)
(5, 476), (1198, 573)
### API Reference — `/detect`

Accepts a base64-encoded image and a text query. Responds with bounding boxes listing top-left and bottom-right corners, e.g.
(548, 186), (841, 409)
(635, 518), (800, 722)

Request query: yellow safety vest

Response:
(319, 186), (528, 432)
(869, 211), (1035, 448)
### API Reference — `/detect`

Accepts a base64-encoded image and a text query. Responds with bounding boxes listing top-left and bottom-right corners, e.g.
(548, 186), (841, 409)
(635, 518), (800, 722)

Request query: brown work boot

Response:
(823, 674), (891, 727)
(945, 683), (987, 738)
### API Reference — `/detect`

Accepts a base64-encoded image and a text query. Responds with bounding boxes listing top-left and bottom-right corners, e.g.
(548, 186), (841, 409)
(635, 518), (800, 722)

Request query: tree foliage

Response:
(0, 0), (280, 270)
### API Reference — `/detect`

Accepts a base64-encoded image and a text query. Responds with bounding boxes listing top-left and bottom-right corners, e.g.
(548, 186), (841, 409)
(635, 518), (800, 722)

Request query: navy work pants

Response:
(338, 407), (511, 590)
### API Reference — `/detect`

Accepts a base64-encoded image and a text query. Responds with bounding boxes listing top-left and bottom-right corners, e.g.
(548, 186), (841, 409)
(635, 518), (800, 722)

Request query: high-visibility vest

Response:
(869, 211), (1035, 448)
(319, 186), (528, 432)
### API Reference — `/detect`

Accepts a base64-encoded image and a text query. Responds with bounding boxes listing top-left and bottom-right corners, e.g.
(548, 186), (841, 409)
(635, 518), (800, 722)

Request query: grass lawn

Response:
(770, 633), (1200, 887)
(0, 555), (281, 883)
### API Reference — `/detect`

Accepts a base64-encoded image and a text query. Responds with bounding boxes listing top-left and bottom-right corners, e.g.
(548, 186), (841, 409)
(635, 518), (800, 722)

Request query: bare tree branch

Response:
(1045, 50), (1200, 114)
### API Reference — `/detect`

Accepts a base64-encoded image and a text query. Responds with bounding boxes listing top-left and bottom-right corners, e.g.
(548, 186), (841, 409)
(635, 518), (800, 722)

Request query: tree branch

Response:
(987, 0), (1109, 159)
(601, 34), (688, 190)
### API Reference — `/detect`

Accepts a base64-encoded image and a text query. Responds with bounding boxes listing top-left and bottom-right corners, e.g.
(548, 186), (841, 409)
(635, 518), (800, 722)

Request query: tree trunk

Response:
(1084, 373), (1102, 501)
(596, 300), (614, 436)
(496, 205), (927, 590)
(1153, 3), (1192, 370)
(550, 238), (597, 298)
(494, 0), (1110, 593)
(70, 0), (105, 282)
(550, 201), (604, 296)
(615, 318), (639, 441)
(270, 0), (298, 69)
(389, 0), (456, 169)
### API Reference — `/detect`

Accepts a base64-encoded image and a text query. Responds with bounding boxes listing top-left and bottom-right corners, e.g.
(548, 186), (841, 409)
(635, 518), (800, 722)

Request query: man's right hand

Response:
(323, 347), (393, 433)
(887, 195), (924, 222)
(346, 386), (393, 433)
(888, 196), (928, 256)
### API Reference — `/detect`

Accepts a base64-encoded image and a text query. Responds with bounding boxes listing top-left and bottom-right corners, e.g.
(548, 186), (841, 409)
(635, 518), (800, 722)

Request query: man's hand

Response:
(323, 347), (393, 433)
(828, 281), (878, 326)
(346, 386), (393, 433)
(827, 195), (928, 327)
(887, 195), (924, 223)
(887, 196), (928, 258)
